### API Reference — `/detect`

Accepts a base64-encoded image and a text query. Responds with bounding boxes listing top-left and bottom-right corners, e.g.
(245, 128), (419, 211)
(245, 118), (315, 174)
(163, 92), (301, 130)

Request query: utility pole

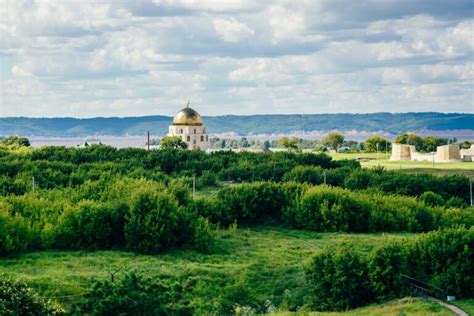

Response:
(147, 131), (150, 151)
(192, 175), (196, 199)
(470, 178), (473, 207)
(432, 145), (435, 168)
(376, 143), (379, 164)
(32, 176), (35, 193)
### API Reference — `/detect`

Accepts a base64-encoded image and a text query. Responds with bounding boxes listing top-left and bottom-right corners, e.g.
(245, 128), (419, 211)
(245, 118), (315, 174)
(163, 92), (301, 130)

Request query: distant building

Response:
(168, 103), (210, 150)
(390, 143), (464, 162)
(76, 138), (102, 148)
(460, 144), (474, 162)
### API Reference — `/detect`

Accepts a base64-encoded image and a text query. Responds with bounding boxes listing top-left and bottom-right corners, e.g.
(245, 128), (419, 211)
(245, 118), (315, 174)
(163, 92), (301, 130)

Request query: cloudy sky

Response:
(1, 0), (473, 117)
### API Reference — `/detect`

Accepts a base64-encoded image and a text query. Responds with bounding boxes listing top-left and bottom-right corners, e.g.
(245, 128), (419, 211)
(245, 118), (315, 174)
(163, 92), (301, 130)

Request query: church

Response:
(168, 103), (210, 151)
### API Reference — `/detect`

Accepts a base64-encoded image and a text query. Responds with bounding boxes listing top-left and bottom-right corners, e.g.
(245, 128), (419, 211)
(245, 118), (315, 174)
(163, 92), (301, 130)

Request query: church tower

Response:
(168, 103), (210, 151)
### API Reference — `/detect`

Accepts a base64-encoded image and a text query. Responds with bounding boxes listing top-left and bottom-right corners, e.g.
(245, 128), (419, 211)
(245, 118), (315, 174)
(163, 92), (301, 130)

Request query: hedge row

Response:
(206, 182), (474, 232)
(306, 227), (474, 311)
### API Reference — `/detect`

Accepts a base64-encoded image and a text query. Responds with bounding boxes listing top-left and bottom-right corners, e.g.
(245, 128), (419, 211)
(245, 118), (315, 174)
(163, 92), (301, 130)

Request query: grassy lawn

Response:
(274, 297), (454, 315)
(450, 299), (474, 315)
(329, 152), (474, 177)
(0, 227), (414, 312)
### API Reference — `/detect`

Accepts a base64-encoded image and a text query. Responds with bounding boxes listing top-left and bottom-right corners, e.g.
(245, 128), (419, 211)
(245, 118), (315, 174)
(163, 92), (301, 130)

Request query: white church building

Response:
(167, 104), (210, 150)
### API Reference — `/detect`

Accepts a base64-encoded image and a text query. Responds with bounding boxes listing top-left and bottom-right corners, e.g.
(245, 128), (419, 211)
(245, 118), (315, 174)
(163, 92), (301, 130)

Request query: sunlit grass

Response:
(0, 227), (413, 311)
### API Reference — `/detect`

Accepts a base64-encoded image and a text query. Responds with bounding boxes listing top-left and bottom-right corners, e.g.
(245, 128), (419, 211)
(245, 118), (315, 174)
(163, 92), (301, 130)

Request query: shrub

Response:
(282, 166), (323, 185)
(306, 227), (473, 312)
(368, 243), (408, 301)
(0, 209), (31, 256)
(192, 217), (216, 252)
(196, 170), (218, 188)
(73, 272), (190, 315)
(53, 201), (128, 250)
(125, 190), (179, 253)
(217, 182), (288, 225)
(306, 245), (372, 311)
(419, 191), (444, 207)
(0, 277), (63, 315)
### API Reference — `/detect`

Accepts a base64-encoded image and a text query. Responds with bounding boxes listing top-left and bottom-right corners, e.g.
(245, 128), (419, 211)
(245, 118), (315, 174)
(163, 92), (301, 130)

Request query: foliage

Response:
(322, 132), (344, 150)
(418, 191), (444, 207)
(365, 136), (391, 152)
(278, 137), (299, 151)
(282, 166), (324, 185)
(0, 277), (63, 315)
(73, 272), (190, 315)
(306, 227), (474, 312)
(306, 244), (372, 311)
(0, 209), (32, 256)
(160, 136), (188, 150)
(395, 134), (449, 152)
(125, 189), (180, 253)
(0, 136), (30, 147)
(396, 133), (425, 151)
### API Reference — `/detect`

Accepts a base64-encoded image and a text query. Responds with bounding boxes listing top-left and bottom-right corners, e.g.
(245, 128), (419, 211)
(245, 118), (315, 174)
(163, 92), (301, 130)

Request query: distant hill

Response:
(1, 112), (472, 137)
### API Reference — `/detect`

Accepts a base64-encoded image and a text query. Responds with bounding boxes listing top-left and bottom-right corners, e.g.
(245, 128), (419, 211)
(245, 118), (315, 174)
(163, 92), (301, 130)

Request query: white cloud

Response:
(1, 0), (473, 118)
(267, 5), (305, 43)
(213, 18), (254, 43)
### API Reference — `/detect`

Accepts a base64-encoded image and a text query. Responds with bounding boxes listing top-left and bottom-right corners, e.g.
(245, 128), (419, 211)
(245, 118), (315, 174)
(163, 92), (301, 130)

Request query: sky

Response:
(0, 0), (473, 118)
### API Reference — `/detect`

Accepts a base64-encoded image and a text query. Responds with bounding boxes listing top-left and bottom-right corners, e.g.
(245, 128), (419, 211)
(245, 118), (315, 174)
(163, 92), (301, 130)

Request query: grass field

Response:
(329, 152), (474, 177)
(275, 297), (455, 315)
(450, 299), (474, 315)
(0, 227), (414, 313)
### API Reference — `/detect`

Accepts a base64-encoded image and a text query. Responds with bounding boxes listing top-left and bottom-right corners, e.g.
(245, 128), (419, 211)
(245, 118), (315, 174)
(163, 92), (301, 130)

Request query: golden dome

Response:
(172, 106), (203, 126)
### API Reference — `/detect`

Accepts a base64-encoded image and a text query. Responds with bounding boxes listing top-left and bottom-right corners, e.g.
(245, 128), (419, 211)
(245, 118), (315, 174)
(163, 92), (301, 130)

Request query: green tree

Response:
(278, 137), (299, 151)
(0, 136), (30, 147)
(322, 132), (344, 151)
(365, 136), (391, 152)
(73, 272), (189, 315)
(460, 141), (472, 149)
(125, 190), (179, 253)
(418, 191), (444, 207)
(423, 136), (447, 152)
(0, 277), (63, 315)
(306, 245), (372, 311)
(159, 136), (188, 150)
(395, 133), (424, 151)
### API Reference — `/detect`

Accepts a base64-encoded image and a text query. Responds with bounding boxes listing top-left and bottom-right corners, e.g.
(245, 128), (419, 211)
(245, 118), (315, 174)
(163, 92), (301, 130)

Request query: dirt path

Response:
(428, 297), (469, 316)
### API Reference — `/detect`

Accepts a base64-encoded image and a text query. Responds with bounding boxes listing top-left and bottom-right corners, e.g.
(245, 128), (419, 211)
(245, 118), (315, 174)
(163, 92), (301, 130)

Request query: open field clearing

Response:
(0, 227), (413, 311)
(329, 152), (474, 177)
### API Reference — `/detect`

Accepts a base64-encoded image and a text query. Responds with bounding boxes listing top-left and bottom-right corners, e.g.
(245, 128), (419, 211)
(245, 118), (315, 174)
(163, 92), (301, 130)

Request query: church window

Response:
(187, 136), (190, 142)
(180, 129), (183, 134)
(194, 129), (196, 134)
(201, 135), (204, 142)
(206, 135), (208, 141)
(193, 139), (197, 144)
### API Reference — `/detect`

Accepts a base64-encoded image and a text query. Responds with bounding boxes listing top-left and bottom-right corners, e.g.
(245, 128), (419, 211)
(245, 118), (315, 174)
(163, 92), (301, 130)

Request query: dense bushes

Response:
(212, 183), (472, 233)
(0, 209), (32, 256)
(73, 272), (190, 315)
(306, 227), (474, 311)
(0, 277), (63, 315)
(306, 245), (372, 311)
(53, 201), (128, 250)
(344, 168), (469, 204)
(0, 177), (216, 256)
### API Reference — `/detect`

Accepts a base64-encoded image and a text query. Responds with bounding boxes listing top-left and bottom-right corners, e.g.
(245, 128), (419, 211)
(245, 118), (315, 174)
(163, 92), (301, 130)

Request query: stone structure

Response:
(460, 145), (474, 162)
(435, 144), (461, 162)
(389, 143), (412, 161)
(390, 143), (465, 163)
(168, 104), (210, 151)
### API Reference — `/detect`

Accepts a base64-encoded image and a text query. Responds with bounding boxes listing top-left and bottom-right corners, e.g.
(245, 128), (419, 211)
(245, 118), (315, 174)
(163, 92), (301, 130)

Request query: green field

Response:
(0, 227), (413, 313)
(329, 152), (474, 177)
(450, 299), (474, 315)
(275, 297), (455, 315)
